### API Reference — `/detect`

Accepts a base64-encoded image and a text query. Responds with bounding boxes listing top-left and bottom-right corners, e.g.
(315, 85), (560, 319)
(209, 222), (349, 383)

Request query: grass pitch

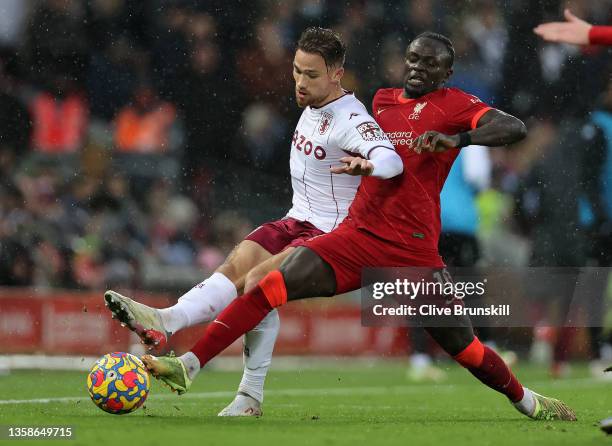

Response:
(0, 361), (608, 445)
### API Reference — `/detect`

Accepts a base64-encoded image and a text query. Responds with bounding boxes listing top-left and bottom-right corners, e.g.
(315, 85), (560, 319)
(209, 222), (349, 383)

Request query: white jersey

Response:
(285, 93), (395, 232)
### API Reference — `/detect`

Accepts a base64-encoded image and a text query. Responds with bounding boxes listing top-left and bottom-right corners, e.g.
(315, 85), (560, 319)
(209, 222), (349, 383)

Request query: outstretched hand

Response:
(533, 9), (592, 45)
(330, 156), (374, 176)
(410, 131), (459, 154)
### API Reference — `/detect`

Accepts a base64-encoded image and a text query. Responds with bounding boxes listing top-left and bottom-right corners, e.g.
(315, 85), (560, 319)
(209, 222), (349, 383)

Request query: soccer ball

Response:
(87, 352), (150, 415)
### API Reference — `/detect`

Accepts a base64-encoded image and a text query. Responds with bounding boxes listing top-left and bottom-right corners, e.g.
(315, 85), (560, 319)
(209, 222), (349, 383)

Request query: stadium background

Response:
(0, 0), (610, 364)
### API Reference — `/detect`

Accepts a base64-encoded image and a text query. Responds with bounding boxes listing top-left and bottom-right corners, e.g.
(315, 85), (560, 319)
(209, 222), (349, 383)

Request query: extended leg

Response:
(104, 240), (272, 349)
(143, 247), (337, 390)
(426, 315), (575, 421)
(159, 240), (273, 331)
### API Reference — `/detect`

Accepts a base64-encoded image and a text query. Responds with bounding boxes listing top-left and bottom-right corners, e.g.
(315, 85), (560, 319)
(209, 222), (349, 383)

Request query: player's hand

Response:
(330, 156), (374, 176)
(533, 9), (591, 45)
(410, 131), (458, 154)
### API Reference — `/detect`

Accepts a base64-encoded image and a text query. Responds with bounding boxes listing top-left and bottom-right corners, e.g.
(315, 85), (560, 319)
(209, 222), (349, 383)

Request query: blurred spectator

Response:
(29, 76), (88, 153)
(86, 35), (144, 120)
(236, 20), (294, 113)
(441, 147), (492, 266)
(515, 114), (604, 267)
(171, 37), (242, 169)
(462, 0), (507, 94)
(515, 111), (607, 376)
(591, 77), (612, 266)
(232, 103), (289, 172)
(114, 84), (180, 153)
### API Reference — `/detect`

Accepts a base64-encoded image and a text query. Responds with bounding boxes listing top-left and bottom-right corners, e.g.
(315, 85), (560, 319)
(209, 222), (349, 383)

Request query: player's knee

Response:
(244, 266), (267, 293)
(216, 259), (241, 284)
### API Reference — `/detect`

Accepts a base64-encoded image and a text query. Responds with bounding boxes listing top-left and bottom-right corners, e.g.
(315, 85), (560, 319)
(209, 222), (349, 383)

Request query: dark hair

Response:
(297, 27), (346, 69)
(413, 31), (455, 67)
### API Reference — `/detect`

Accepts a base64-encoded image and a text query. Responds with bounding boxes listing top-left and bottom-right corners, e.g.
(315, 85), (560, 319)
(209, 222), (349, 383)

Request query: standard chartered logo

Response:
(386, 131), (415, 147)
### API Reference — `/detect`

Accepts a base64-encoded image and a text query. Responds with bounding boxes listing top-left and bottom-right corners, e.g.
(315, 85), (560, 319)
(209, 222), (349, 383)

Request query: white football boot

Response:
(218, 393), (262, 417)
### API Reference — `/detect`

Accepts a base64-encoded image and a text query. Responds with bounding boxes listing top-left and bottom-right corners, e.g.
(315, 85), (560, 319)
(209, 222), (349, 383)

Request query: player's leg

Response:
(104, 239), (273, 349)
(426, 317), (576, 420)
(184, 246), (335, 370)
(158, 240), (272, 332)
(279, 246), (337, 298)
(142, 245), (339, 391)
(219, 248), (298, 416)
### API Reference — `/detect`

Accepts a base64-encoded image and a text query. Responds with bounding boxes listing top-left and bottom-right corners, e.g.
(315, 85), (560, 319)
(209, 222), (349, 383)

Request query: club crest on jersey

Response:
(318, 111), (334, 135)
(408, 102), (428, 120)
(356, 121), (387, 141)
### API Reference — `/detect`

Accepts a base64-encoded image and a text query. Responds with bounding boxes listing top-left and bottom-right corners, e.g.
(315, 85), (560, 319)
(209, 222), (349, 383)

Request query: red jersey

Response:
(346, 87), (491, 259)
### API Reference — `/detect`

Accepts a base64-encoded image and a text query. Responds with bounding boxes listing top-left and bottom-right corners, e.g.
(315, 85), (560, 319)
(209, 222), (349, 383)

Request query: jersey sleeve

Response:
(448, 89), (493, 131)
(589, 26), (612, 45)
(334, 114), (395, 159)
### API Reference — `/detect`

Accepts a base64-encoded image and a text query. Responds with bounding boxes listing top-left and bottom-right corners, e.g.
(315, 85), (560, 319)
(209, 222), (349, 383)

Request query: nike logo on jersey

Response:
(349, 112), (360, 120)
(377, 108), (389, 116)
(213, 319), (230, 329)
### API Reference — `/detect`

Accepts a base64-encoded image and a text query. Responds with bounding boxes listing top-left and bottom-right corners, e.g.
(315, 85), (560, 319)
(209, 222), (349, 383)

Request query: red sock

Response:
(453, 337), (524, 402)
(190, 285), (272, 367)
(190, 271), (287, 368)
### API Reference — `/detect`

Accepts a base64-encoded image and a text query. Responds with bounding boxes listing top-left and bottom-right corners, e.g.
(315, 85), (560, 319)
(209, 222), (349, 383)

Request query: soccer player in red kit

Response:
(143, 32), (576, 421)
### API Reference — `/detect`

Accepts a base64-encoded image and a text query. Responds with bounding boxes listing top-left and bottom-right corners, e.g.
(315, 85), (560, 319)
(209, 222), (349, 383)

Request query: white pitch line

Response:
(0, 387), (431, 405)
(0, 377), (607, 406)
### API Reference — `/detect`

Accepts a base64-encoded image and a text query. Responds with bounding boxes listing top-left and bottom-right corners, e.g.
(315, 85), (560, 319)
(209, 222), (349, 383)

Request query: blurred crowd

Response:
(0, 0), (610, 291)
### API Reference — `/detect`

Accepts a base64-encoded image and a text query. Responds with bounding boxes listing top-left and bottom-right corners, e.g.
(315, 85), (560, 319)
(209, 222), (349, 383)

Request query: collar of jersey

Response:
(397, 90), (416, 104)
(396, 88), (440, 104)
(310, 90), (353, 111)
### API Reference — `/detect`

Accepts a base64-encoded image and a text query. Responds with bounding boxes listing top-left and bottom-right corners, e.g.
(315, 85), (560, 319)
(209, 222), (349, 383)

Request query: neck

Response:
(403, 85), (442, 99)
(402, 89), (424, 99)
(313, 85), (345, 108)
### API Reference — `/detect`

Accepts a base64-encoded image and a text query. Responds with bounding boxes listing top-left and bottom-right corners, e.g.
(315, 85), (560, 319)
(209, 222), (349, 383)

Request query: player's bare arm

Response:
(411, 109), (527, 154)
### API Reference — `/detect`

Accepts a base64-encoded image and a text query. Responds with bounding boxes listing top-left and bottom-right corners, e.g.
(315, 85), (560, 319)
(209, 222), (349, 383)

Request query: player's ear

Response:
(443, 67), (453, 84)
(332, 66), (344, 83)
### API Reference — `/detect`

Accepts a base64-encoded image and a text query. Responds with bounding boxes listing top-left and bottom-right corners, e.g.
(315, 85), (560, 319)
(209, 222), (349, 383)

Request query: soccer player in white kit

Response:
(104, 27), (402, 416)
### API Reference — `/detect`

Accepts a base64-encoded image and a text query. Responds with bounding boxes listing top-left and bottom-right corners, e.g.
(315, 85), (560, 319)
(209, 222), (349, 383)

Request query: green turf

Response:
(0, 362), (608, 445)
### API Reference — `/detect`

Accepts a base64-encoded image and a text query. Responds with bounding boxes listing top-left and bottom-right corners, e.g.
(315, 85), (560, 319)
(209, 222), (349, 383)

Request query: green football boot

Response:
(141, 353), (192, 395)
(529, 391), (577, 421)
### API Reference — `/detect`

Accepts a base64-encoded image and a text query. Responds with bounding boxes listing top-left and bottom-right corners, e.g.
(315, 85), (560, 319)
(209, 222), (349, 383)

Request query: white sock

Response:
(158, 272), (237, 334)
(179, 351), (201, 381)
(237, 310), (280, 403)
(513, 387), (536, 416)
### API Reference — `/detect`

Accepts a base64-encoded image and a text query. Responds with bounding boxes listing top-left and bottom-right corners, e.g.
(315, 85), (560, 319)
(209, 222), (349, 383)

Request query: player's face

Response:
(293, 49), (343, 108)
(403, 38), (453, 98)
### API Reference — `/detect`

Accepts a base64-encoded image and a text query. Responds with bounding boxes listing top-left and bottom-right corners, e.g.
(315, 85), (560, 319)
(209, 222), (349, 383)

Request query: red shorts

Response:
(299, 219), (445, 294)
(245, 217), (325, 255)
